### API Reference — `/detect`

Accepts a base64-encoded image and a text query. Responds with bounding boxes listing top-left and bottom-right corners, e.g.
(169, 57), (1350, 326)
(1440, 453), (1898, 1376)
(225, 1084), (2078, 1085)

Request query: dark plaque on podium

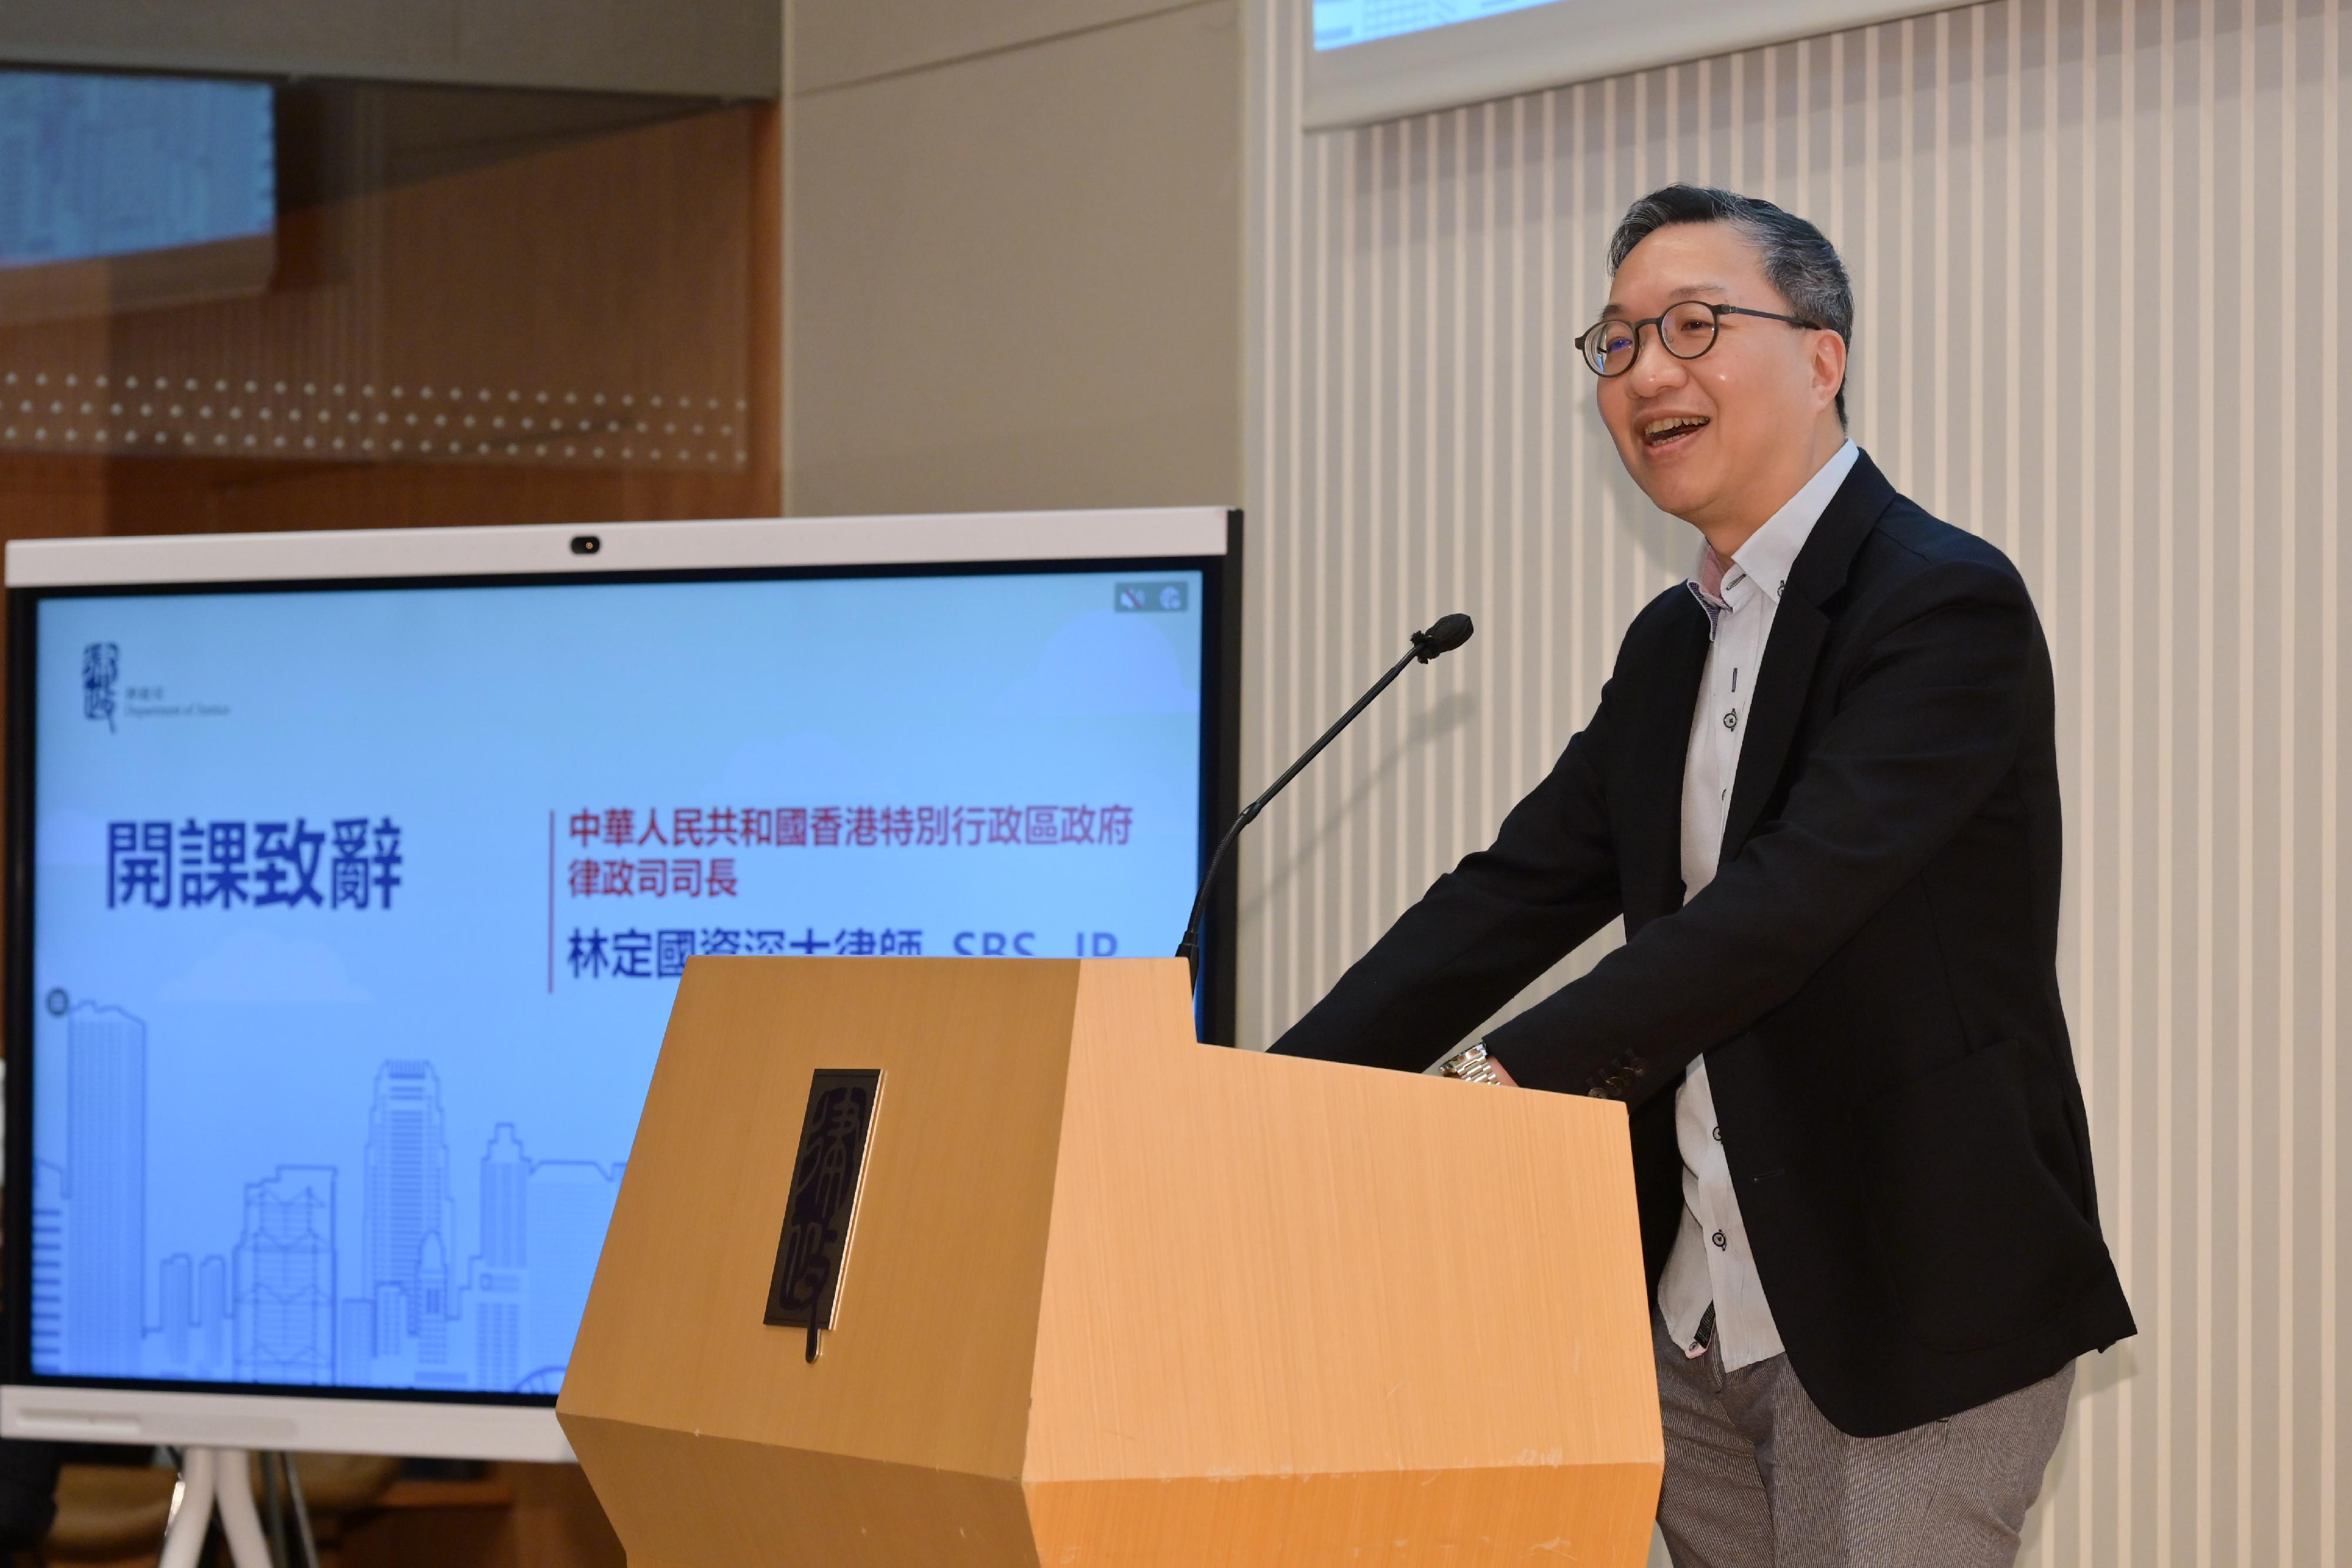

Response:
(764, 1068), (883, 1359)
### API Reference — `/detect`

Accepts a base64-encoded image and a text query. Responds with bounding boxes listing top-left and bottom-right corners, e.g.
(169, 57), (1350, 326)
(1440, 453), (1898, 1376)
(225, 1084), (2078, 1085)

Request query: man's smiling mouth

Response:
(1643, 414), (1710, 450)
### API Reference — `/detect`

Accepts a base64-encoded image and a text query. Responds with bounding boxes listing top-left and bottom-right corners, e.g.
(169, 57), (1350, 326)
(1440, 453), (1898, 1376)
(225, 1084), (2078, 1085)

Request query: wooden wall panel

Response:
(0, 96), (776, 496)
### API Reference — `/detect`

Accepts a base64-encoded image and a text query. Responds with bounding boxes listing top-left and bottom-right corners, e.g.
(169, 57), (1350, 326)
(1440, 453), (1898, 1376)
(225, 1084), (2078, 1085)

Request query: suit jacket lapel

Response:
(1719, 450), (1899, 861)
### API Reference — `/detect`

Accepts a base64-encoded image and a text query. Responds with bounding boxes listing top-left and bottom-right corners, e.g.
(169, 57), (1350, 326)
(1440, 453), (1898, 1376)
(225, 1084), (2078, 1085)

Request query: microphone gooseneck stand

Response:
(1175, 613), (1474, 1037)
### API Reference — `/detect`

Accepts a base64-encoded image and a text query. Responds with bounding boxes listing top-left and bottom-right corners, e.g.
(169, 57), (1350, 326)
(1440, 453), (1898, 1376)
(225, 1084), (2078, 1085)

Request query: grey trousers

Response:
(1652, 1311), (2074, 1568)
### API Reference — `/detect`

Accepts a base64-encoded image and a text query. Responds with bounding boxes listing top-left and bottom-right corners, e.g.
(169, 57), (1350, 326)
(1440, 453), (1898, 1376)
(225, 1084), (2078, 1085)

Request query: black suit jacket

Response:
(1271, 452), (2135, 1437)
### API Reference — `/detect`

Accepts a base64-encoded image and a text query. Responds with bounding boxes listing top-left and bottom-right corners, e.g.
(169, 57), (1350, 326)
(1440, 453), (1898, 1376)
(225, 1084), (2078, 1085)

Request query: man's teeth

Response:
(1645, 416), (1708, 440)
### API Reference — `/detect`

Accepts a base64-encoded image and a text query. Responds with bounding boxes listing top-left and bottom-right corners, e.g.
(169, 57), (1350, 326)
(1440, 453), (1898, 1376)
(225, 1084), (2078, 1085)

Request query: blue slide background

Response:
(1311, 0), (1567, 51)
(28, 568), (1205, 1395)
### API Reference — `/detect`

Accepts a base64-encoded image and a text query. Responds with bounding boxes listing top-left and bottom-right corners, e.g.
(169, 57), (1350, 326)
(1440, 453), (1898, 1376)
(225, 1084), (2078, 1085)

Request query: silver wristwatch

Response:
(1439, 1039), (1506, 1086)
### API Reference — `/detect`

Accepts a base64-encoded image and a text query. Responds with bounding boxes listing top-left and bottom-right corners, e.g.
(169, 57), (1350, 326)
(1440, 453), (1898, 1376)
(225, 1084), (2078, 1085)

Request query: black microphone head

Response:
(1413, 613), (1474, 661)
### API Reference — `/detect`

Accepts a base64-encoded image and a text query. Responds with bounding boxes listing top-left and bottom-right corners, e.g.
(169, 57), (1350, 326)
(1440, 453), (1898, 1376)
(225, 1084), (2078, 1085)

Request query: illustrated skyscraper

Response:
(523, 1159), (622, 1379)
(475, 1124), (529, 1392)
(28, 1159), (67, 1375)
(233, 1166), (336, 1384)
(159, 1253), (194, 1369)
(362, 1061), (454, 1359)
(197, 1255), (228, 1373)
(415, 1233), (450, 1366)
(65, 1004), (146, 1377)
(336, 1298), (375, 1385)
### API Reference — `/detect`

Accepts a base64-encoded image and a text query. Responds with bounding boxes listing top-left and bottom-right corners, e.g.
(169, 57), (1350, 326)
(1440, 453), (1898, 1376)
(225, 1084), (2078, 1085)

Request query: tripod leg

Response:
(211, 1447), (275, 1568)
(283, 1453), (322, 1568)
(158, 1447), (217, 1568)
(261, 1450), (288, 1568)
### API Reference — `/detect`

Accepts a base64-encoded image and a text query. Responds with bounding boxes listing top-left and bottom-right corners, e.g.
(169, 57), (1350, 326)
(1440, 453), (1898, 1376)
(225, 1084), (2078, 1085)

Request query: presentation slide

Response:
(29, 568), (1205, 1395)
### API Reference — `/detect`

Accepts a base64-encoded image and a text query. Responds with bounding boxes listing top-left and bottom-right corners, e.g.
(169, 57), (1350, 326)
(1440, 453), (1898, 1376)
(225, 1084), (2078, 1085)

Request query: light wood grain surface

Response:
(560, 957), (1660, 1566)
(560, 957), (1083, 1480)
(563, 1413), (1036, 1566)
(1019, 960), (1659, 1563)
(1023, 1464), (1662, 1566)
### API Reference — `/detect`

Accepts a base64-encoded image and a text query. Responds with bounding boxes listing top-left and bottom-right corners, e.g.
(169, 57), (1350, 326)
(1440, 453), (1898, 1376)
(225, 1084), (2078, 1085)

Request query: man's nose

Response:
(1623, 325), (1689, 397)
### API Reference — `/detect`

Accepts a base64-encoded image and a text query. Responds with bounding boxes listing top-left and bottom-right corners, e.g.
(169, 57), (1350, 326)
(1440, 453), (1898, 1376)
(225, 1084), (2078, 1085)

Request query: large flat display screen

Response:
(18, 560), (1215, 1400)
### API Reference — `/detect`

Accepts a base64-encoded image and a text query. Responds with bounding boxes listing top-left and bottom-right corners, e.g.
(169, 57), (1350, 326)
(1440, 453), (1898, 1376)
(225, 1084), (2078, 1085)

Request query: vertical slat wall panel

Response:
(1241, 1), (2349, 1561)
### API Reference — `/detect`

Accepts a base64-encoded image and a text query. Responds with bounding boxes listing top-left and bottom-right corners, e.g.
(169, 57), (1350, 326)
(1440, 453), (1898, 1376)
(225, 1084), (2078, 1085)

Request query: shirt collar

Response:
(1686, 439), (1860, 616)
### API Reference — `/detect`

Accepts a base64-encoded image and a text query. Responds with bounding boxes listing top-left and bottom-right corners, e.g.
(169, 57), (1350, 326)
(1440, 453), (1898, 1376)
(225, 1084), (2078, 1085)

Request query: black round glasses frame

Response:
(1574, 300), (1824, 377)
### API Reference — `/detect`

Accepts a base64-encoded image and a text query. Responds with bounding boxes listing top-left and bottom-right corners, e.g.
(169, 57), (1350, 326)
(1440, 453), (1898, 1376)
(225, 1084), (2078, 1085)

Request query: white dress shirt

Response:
(1655, 439), (1859, 1370)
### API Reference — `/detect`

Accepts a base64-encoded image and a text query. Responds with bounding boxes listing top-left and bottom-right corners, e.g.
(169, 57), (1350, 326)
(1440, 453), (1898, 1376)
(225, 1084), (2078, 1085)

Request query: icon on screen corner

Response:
(1114, 581), (1187, 614)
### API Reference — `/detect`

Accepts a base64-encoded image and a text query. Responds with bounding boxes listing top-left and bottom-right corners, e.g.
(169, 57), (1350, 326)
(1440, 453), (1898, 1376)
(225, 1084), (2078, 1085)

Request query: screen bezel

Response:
(2, 507), (1242, 1456)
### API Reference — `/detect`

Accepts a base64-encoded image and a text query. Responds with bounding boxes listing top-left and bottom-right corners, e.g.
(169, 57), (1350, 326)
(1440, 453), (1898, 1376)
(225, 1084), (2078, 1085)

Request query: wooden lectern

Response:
(557, 958), (1661, 1566)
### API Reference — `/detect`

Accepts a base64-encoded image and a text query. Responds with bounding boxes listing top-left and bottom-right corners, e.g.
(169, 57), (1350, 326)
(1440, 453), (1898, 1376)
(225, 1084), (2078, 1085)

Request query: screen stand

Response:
(159, 1446), (272, 1568)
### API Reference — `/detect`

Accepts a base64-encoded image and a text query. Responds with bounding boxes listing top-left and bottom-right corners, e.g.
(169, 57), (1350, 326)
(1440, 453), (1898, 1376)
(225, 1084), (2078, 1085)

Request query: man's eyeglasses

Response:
(1575, 300), (1824, 378)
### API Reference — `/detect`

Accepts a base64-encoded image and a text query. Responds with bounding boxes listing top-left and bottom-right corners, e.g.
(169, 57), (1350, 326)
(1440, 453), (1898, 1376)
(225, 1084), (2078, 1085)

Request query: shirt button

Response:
(1712, 1126), (1723, 1142)
(1712, 1230), (1728, 1250)
(1722, 710), (1738, 730)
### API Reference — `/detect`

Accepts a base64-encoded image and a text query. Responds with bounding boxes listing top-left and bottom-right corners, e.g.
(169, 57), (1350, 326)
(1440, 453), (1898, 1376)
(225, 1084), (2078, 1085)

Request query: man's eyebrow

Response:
(1595, 282), (1736, 317)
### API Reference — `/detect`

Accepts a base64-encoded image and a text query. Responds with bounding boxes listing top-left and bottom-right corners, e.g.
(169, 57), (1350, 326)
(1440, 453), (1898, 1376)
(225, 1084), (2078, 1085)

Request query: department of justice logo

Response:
(82, 643), (119, 733)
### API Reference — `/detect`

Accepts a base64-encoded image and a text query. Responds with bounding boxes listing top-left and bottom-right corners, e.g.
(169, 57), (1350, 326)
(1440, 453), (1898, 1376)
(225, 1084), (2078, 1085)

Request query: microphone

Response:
(1414, 611), (1474, 658)
(1175, 613), (1475, 1028)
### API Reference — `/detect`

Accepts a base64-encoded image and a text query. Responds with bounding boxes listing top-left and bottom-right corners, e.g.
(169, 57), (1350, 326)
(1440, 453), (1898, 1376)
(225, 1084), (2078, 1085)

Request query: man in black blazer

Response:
(1271, 186), (2133, 1568)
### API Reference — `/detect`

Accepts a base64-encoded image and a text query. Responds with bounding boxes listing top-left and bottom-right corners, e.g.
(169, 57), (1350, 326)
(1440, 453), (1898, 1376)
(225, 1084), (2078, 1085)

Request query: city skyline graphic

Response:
(34, 1002), (624, 1395)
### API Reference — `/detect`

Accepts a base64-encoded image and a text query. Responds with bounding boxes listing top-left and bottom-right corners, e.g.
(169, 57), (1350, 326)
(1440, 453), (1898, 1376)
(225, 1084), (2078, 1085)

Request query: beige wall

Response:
(783, 0), (1243, 516)
(1243, 0), (2347, 1563)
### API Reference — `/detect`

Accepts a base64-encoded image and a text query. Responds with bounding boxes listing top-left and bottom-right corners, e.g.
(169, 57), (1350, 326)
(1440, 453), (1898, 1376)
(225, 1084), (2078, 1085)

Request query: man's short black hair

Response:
(1607, 184), (1855, 426)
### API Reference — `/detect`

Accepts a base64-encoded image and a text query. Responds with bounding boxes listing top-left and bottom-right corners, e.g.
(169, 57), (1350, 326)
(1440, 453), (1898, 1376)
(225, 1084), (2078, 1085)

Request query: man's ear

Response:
(1814, 329), (1848, 412)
